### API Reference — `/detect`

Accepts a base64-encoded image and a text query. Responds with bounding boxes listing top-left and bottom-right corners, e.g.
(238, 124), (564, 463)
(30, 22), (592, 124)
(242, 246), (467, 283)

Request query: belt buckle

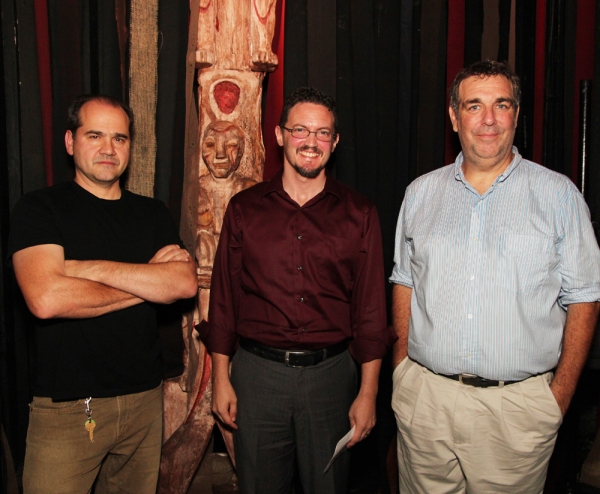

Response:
(458, 373), (476, 385)
(285, 350), (308, 367)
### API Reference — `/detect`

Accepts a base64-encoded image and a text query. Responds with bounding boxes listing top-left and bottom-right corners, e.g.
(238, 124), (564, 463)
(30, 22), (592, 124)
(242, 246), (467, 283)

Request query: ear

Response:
(449, 107), (459, 133)
(275, 125), (284, 147)
(65, 130), (75, 156)
(331, 133), (340, 152)
(514, 106), (520, 128)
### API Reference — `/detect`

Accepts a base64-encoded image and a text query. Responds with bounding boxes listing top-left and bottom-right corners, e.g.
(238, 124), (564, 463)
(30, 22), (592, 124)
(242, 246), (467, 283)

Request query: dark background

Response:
(1, 0), (599, 492)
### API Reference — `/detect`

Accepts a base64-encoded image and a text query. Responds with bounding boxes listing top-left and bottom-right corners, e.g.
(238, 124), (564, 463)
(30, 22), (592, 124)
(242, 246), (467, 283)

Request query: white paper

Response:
(323, 425), (355, 473)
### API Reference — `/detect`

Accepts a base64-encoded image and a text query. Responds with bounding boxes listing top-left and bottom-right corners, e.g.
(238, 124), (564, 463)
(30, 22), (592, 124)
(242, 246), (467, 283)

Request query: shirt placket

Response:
(292, 209), (308, 339)
(464, 194), (485, 372)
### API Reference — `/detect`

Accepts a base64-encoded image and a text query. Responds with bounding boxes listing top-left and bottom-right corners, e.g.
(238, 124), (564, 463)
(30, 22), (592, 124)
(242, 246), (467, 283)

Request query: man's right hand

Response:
(212, 376), (238, 429)
(211, 352), (238, 429)
(149, 244), (192, 263)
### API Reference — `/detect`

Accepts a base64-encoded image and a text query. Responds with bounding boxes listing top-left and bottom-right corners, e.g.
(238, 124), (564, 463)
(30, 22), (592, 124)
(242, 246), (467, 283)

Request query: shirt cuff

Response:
(349, 326), (398, 364)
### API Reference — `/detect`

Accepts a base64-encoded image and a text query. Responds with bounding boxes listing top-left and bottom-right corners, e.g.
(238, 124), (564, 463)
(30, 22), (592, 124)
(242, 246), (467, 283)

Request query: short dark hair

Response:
(449, 60), (521, 114)
(66, 94), (134, 139)
(279, 87), (338, 132)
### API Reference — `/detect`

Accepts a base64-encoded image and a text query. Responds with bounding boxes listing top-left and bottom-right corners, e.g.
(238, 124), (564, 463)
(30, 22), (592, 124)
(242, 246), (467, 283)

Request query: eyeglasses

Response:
(282, 126), (336, 142)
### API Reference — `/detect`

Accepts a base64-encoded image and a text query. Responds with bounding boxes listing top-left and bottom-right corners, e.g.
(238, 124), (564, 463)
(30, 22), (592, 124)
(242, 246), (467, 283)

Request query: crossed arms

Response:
(12, 243), (198, 320)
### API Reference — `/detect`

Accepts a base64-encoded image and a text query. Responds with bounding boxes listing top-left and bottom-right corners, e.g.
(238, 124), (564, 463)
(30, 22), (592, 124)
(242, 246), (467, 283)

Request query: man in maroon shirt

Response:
(204, 87), (394, 493)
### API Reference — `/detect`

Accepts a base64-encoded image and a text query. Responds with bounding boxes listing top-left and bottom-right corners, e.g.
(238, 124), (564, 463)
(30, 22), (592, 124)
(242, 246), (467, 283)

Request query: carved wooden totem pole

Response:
(158, 1), (278, 492)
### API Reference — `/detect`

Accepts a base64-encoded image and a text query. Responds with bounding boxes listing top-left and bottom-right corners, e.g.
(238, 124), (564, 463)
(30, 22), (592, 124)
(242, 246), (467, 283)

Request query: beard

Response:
(289, 145), (326, 178)
(292, 162), (326, 178)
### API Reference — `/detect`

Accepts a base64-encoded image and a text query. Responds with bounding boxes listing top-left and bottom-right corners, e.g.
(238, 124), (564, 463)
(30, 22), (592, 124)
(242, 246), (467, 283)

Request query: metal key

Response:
(83, 397), (95, 443)
(85, 419), (96, 443)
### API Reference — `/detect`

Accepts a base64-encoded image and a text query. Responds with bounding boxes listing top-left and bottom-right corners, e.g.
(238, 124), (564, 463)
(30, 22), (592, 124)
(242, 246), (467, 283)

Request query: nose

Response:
(304, 131), (319, 146)
(215, 138), (226, 159)
(482, 107), (497, 126)
(99, 137), (116, 155)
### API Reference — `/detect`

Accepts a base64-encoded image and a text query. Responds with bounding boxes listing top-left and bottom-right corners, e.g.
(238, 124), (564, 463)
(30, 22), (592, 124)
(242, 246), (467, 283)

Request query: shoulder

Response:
(11, 182), (76, 217)
(120, 189), (170, 213)
(407, 164), (454, 192)
(515, 159), (579, 202)
(327, 176), (376, 215)
(229, 179), (271, 206)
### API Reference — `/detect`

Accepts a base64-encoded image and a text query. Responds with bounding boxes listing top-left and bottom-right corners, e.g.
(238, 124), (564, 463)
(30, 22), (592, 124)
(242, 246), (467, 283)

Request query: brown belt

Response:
(239, 338), (348, 368)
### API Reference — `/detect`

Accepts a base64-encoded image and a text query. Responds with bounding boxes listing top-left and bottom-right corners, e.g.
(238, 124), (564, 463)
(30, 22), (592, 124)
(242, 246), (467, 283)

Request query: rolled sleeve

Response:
(389, 195), (414, 288)
(556, 184), (600, 307)
(204, 202), (242, 356)
(349, 205), (396, 364)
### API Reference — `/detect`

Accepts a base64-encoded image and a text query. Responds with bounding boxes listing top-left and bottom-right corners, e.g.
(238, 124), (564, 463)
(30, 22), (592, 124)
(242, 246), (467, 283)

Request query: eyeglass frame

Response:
(281, 126), (337, 142)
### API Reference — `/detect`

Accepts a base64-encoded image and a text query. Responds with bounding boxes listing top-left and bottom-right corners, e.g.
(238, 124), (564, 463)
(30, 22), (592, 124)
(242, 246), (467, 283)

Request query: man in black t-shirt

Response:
(8, 95), (197, 493)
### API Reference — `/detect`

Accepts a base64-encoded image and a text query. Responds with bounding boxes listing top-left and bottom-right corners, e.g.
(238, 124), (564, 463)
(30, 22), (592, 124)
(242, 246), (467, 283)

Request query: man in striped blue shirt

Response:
(390, 60), (600, 493)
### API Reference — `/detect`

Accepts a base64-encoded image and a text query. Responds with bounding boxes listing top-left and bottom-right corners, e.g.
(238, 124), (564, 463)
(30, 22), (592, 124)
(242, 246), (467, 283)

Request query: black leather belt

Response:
(239, 338), (348, 368)
(440, 373), (521, 388)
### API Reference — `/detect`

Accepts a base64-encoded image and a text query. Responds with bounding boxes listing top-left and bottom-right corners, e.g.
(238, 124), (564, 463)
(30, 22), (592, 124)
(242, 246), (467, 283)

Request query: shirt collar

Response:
(453, 146), (522, 185)
(261, 169), (343, 201)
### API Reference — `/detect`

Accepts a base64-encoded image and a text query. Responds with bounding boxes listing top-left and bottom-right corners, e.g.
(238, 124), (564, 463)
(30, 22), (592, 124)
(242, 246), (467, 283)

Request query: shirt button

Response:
(297, 266), (303, 271)
(302, 328), (306, 332)
(297, 235), (302, 240)
(470, 275), (474, 280)
(468, 314), (473, 319)
(300, 297), (305, 302)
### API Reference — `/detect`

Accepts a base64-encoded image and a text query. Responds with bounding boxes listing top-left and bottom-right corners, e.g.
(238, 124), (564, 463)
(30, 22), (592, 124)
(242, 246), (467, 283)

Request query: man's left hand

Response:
(347, 392), (376, 448)
(549, 382), (569, 416)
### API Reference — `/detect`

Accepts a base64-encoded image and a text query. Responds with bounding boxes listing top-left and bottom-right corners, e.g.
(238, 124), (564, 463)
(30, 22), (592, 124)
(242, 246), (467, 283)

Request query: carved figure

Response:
(160, 2), (277, 491)
(196, 0), (278, 71)
(197, 121), (256, 320)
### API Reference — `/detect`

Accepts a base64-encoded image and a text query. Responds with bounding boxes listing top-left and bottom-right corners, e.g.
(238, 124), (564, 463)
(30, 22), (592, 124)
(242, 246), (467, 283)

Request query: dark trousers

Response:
(231, 346), (357, 494)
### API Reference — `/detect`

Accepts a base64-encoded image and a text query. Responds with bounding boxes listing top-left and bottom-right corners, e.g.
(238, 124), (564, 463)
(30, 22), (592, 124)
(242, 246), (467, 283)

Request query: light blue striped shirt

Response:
(390, 147), (600, 380)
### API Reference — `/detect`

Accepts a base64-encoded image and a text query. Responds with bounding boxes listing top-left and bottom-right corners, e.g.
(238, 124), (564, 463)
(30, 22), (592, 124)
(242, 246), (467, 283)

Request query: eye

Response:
(317, 130), (331, 138)
(292, 127), (309, 138)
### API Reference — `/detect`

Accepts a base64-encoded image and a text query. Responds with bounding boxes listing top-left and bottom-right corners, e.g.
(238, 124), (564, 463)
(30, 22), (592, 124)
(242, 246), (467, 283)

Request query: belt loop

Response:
(498, 381), (505, 388)
(285, 351), (291, 366)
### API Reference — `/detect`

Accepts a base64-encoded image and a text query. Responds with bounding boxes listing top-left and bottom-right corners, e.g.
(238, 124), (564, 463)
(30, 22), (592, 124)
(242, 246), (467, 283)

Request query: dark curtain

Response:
(1, 0), (600, 490)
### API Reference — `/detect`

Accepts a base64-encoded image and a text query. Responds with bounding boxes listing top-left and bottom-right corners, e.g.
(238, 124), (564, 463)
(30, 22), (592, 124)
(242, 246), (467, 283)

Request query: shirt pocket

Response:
(497, 233), (554, 294)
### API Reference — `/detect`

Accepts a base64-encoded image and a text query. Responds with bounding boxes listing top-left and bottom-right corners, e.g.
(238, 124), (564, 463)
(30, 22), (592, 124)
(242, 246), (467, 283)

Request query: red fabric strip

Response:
(571, 0), (596, 181)
(533, 0), (546, 165)
(445, 0), (465, 166)
(34, 0), (53, 186)
(262, 0), (285, 181)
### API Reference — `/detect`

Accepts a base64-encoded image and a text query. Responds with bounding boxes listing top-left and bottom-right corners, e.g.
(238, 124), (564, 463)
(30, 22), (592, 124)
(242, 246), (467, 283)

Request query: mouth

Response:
(297, 146), (322, 159)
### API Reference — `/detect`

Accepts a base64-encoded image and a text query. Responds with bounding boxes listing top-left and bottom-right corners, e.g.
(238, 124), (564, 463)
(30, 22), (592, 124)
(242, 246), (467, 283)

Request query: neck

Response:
(282, 167), (326, 206)
(74, 176), (122, 200)
(461, 152), (514, 195)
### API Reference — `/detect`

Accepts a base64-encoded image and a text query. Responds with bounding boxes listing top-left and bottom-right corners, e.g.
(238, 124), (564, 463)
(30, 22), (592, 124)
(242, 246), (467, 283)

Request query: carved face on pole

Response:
(202, 121), (245, 179)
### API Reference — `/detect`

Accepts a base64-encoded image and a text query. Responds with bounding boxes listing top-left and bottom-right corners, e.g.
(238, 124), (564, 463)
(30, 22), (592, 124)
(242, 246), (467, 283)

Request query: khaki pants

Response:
(392, 359), (562, 494)
(23, 384), (163, 494)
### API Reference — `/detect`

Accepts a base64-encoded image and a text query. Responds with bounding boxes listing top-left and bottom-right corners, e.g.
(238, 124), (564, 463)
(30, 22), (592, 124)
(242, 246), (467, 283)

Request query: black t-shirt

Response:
(8, 181), (182, 400)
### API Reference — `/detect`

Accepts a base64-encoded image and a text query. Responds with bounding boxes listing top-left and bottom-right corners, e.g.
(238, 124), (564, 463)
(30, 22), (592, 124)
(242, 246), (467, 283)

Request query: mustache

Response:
(297, 145), (322, 154)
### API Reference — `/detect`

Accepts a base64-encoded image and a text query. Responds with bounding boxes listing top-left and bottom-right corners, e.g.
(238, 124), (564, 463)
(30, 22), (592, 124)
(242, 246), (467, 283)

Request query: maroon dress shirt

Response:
(205, 171), (394, 364)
